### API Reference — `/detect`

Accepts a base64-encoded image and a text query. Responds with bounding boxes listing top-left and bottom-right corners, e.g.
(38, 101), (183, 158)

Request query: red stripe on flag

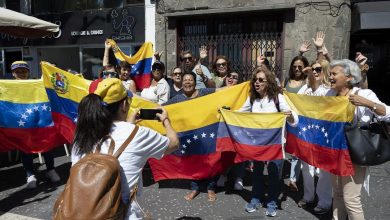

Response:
(132, 74), (151, 90)
(148, 152), (235, 181)
(286, 133), (354, 176)
(52, 112), (76, 143)
(217, 137), (283, 162)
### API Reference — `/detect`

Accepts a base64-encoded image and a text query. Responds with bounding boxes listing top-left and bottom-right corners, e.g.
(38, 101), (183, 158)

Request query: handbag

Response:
(345, 111), (390, 166)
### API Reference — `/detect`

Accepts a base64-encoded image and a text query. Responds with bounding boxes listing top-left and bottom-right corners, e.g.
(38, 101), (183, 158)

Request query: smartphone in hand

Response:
(139, 109), (163, 120)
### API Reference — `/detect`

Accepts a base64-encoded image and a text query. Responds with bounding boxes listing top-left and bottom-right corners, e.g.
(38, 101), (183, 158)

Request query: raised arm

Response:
(103, 40), (111, 67)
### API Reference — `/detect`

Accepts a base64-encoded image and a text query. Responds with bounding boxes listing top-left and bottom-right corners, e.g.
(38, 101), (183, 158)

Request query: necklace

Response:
(259, 96), (267, 108)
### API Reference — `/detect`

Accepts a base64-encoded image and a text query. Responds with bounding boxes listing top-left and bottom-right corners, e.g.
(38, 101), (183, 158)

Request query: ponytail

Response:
(73, 94), (122, 155)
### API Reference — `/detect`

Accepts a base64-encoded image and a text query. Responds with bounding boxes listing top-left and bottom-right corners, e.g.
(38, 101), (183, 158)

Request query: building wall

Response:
(155, 0), (351, 80)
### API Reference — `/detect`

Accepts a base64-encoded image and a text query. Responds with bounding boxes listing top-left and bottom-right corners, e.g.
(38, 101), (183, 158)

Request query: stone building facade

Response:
(155, 0), (351, 81)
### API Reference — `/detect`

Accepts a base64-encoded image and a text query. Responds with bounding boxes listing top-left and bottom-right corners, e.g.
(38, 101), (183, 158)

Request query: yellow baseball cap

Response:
(93, 78), (133, 104)
(11, 61), (30, 71)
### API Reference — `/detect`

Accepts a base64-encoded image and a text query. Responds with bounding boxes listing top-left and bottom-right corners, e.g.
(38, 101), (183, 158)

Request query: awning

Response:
(0, 7), (59, 38)
(352, 1), (390, 32)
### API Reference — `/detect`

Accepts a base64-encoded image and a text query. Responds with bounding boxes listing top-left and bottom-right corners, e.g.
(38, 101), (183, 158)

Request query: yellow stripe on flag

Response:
(0, 79), (48, 103)
(220, 109), (286, 129)
(107, 39), (154, 64)
(284, 91), (355, 122)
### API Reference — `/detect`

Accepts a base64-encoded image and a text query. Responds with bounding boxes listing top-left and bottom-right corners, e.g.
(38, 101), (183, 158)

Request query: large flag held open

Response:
(0, 79), (67, 153)
(107, 39), (153, 90)
(217, 109), (286, 162)
(41, 62), (91, 143)
(284, 92), (355, 176)
(143, 83), (250, 181)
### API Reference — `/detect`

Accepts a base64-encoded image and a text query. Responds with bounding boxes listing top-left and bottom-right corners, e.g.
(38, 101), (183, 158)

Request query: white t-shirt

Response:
(239, 94), (298, 127)
(122, 79), (135, 91)
(140, 78), (170, 104)
(297, 84), (336, 96)
(71, 122), (169, 220)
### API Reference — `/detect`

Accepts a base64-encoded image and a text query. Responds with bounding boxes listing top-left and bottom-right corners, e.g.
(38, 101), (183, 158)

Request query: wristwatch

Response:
(372, 103), (377, 111)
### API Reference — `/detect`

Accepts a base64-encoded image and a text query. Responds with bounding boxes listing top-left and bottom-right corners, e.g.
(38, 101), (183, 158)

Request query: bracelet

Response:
(161, 117), (170, 125)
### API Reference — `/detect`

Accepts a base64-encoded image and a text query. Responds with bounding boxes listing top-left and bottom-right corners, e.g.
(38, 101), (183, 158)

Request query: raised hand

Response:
(312, 31), (325, 49)
(199, 45), (208, 60)
(299, 41), (311, 54)
(355, 52), (368, 68)
(257, 54), (266, 64)
(154, 51), (163, 61)
(105, 40), (112, 49)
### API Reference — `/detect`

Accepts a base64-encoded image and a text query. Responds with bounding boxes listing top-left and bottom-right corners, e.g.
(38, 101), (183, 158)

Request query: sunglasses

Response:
(173, 72), (182, 75)
(293, 65), (303, 70)
(102, 71), (119, 79)
(312, 67), (322, 73)
(216, 62), (227, 67)
(253, 77), (267, 83)
(181, 57), (193, 61)
(227, 74), (238, 80)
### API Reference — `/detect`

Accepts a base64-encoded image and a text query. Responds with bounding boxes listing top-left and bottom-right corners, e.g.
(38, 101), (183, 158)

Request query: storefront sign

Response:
(0, 6), (145, 46)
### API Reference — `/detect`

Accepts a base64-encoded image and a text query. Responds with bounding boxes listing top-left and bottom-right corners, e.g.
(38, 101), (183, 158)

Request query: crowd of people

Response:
(8, 31), (390, 219)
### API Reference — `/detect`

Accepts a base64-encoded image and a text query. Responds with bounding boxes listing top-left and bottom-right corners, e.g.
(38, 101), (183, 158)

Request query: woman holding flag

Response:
(327, 59), (389, 220)
(240, 66), (298, 217)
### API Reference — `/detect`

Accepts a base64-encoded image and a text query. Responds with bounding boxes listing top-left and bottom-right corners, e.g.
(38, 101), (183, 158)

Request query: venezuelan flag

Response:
(142, 83), (250, 181)
(217, 109), (286, 162)
(0, 79), (68, 153)
(284, 92), (355, 176)
(41, 62), (91, 143)
(107, 39), (153, 90)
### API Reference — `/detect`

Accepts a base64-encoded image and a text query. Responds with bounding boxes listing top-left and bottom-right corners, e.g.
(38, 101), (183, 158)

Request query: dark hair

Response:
(73, 94), (124, 155)
(182, 70), (197, 81)
(180, 50), (193, 61)
(221, 71), (243, 87)
(116, 61), (131, 72)
(211, 55), (231, 77)
(288, 55), (309, 81)
(250, 66), (281, 105)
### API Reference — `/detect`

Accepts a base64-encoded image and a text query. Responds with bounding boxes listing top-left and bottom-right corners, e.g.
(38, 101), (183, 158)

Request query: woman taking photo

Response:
(240, 66), (298, 217)
(72, 78), (179, 219)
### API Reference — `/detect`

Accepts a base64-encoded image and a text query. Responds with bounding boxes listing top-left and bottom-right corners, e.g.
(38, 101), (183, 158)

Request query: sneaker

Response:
(297, 199), (313, 208)
(26, 175), (37, 189)
(313, 206), (331, 215)
(46, 169), (60, 183)
(245, 198), (260, 213)
(234, 178), (243, 191)
(216, 175), (227, 187)
(265, 205), (277, 217)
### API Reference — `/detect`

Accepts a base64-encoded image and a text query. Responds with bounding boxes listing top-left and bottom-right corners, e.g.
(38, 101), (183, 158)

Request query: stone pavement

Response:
(1, 148), (390, 220)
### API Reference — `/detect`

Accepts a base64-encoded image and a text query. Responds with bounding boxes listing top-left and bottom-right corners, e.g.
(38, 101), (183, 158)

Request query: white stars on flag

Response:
(17, 103), (52, 127)
(299, 123), (330, 145)
(179, 130), (217, 156)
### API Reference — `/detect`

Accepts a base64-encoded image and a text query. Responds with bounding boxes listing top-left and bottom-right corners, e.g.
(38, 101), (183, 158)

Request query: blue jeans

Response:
(251, 160), (284, 207)
(289, 156), (301, 182)
(21, 151), (55, 177)
(190, 176), (218, 191)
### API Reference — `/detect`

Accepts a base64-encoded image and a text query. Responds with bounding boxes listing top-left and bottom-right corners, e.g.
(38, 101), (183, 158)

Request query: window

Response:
(32, 0), (128, 14)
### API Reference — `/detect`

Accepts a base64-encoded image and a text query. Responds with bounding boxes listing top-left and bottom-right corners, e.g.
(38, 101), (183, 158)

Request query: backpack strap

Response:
(95, 136), (115, 154)
(113, 125), (139, 158)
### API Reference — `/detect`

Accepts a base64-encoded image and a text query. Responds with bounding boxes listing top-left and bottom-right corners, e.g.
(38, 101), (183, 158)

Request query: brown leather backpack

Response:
(53, 126), (139, 220)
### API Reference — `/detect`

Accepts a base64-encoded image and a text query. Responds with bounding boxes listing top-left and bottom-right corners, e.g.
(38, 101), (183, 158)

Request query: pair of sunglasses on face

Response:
(293, 65), (322, 73)
(227, 73), (238, 80)
(102, 71), (119, 79)
(181, 56), (193, 62)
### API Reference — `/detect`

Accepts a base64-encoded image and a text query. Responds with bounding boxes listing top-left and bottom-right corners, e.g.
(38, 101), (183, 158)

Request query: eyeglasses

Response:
(181, 56), (193, 61)
(253, 77), (267, 83)
(102, 71), (119, 79)
(293, 65), (303, 70)
(312, 67), (322, 73)
(173, 72), (182, 75)
(216, 62), (227, 67)
(227, 74), (238, 80)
